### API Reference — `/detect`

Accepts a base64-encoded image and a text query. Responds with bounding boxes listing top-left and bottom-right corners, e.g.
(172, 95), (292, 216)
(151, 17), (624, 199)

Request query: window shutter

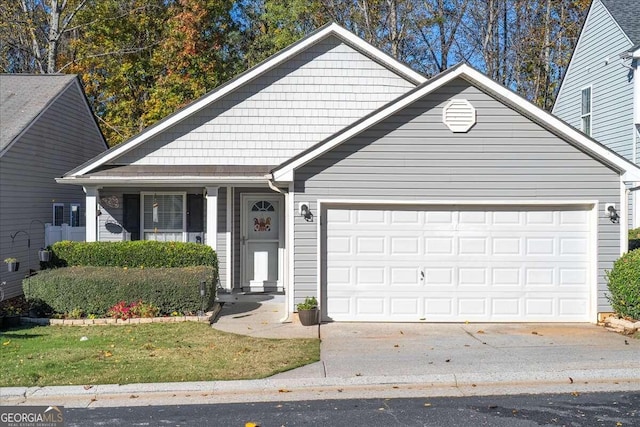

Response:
(123, 194), (140, 241)
(187, 194), (204, 232)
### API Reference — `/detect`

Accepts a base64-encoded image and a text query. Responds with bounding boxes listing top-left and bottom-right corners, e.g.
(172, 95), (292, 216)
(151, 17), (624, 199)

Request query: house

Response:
(59, 23), (640, 323)
(0, 74), (108, 299)
(553, 0), (640, 227)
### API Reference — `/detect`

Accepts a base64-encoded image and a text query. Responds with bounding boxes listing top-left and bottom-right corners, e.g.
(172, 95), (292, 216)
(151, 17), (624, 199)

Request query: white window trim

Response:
(581, 85), (592, 136)
(53, 203), (64, 226)
(140, 192), (187, 236)
(70, 203), (81, 227)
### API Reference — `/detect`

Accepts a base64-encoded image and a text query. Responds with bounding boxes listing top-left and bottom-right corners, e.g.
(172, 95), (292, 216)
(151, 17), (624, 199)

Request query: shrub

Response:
(606, 250), (640, 320)
(23, 266), (216, 316)
(629, 227), (640, 251)
(47, 241), (217, 268)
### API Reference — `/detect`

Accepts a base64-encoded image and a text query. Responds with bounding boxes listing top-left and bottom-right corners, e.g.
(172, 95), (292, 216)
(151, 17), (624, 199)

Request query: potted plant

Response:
(4, 258), (19, 272)
(38, 248), (51, 262)
(2, 305), (22, 328)
(296, 296), (319, 326)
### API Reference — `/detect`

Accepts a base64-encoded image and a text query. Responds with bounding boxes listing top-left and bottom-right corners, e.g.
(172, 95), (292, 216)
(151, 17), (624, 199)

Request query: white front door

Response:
(241, 194), (283, 291)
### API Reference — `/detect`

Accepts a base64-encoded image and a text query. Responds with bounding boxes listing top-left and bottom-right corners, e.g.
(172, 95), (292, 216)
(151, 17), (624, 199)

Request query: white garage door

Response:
(325, 206), (593, 322)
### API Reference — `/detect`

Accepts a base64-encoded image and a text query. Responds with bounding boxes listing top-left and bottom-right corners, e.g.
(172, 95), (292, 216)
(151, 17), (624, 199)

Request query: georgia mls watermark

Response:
(0, 406), (64, 427)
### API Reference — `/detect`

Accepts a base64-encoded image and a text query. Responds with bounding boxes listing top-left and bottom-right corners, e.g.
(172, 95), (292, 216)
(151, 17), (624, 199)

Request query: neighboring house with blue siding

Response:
(0, 74), (107, 299)
(553, 0), (640, 227)
(61, 23), (640, 324)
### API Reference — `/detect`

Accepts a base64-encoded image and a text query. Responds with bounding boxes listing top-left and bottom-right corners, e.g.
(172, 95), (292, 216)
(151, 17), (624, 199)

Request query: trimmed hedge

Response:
(48, 240), (217, 268)
(606, 250), (640, 320)
(23, 266), (216, 316)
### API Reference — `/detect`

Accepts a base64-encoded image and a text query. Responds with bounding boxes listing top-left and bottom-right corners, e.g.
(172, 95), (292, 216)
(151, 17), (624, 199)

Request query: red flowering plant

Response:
(107, 301), (135, 320)
(107, 301), (159, 320)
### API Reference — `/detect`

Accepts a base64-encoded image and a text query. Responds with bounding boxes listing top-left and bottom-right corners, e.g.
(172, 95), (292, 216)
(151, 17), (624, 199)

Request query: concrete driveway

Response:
(213, 298), (639, 388)
(313, 322), (638, 378)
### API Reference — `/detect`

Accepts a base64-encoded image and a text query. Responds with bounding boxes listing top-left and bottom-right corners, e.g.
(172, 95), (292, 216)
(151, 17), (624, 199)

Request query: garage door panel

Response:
(424, 268), (454, 285)
(390, 298), (420, 315)
(492, 299), (521, 316)
(325, 206), (593, 322)
(391, 268), (420, 285)
(560, 268), (588, 285)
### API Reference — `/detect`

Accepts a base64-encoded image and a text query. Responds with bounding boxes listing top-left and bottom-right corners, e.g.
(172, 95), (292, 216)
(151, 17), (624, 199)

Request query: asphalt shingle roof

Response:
(0, 74), (76, 151)
(601, 0), (640, 44)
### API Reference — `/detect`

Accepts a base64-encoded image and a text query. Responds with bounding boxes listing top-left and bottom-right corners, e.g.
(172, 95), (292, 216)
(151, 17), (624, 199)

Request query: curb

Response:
(3, 368), (640, 407)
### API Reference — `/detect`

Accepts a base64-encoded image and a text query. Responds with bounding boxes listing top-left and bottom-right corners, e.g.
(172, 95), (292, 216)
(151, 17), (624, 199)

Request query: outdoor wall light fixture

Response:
(607, 204), (619, 223)
(299, 203), (313, 221)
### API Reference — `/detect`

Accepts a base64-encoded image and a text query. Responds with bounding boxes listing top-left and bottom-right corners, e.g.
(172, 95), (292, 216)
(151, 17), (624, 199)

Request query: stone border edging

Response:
(601, 315), (640, 334)
(19, 312), (215, 326)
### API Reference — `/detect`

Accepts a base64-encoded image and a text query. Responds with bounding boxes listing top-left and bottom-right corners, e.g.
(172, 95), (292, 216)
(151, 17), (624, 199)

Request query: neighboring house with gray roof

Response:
(553, 0), (640, 227)
(0, 74), (107, 299)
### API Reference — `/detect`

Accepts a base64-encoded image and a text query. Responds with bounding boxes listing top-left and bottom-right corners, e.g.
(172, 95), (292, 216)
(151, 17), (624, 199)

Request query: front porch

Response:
(81, 184), (288, 295)
(212, 293), (317, 339)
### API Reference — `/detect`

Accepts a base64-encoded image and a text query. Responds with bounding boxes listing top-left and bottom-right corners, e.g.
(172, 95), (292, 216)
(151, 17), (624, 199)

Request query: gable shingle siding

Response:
(113, 36), (415, 167)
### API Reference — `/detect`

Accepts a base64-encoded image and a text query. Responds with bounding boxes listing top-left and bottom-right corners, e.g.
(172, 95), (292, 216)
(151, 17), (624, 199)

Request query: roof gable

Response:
(66, 23), (426, 178)
(272, 63), (640, 182)
(601, 0), (640, 44)
(0, 74), (77, 152)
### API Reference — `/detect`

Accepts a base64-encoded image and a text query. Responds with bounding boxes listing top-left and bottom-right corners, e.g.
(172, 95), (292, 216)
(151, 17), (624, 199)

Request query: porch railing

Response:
(45, 224), (86, 246)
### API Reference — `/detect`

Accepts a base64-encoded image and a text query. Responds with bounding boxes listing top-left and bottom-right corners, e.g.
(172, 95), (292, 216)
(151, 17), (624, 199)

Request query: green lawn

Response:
(0, 323), (319, 387)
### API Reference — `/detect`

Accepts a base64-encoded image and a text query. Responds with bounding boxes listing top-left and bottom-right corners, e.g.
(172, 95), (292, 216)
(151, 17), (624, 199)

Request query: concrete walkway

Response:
(2, 298), (639, 408)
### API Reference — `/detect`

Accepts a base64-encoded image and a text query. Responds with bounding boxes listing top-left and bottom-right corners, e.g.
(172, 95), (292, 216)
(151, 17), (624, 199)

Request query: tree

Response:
(0, 0), (87, 73)
(66, 0), (171, 144)
(413, 0), (468, 75)
(239, 0), (325, 67)
(144, 0), (241, 124)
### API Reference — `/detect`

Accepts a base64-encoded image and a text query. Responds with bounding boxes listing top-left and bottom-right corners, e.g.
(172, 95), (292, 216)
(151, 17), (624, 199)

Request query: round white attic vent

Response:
(442, 99), (476, 133)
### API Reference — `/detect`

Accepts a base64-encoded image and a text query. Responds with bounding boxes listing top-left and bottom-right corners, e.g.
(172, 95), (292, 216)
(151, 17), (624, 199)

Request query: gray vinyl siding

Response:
(98, 188), (125, 242)
(553, 0), (635, 162)
(96, 187), (228, 287)
(0, 83), (106, 299)
(293, 78), (622, 315)
(113, 36), (415, 167)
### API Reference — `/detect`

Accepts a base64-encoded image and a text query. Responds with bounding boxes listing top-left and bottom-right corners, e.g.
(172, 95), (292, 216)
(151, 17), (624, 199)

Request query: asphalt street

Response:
(62, 391), (639, 427)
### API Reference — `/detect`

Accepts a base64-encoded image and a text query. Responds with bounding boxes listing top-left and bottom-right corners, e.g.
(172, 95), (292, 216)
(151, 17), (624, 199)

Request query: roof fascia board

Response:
(0, 77), (75, 158)
(601, 0), (635, 46)
(329, 25), (425, 84)
(56, 176), (269, 186)
(69, 23), (425, 177)
(273, 63), (640, 182)
(72, 77), (109, 150)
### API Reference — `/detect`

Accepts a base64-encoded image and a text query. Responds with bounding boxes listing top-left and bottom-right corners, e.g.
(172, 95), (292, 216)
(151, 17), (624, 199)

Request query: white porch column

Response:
(83, 186), (99, 242)
(205, 187), (219, 250)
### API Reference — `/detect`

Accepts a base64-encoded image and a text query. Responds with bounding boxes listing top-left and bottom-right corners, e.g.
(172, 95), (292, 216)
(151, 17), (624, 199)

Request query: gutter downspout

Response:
(267, 174), (292, 323)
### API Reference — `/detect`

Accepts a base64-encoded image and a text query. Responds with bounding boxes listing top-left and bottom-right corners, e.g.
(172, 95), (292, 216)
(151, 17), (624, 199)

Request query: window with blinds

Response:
(143, 194), (185, 232)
